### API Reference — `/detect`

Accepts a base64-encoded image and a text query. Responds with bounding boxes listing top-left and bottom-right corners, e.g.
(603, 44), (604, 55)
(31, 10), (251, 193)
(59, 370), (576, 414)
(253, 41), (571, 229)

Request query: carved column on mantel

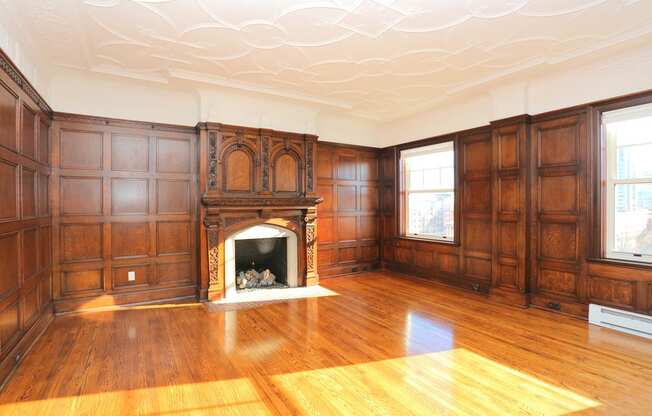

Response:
(304, 208), (319, 286)
(204, 216), (223, 300)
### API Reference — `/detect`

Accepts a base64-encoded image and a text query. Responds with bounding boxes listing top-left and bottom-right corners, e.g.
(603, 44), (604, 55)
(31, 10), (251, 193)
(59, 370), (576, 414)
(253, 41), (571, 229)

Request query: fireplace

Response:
(197, 122), (321, 301)
(224, 224), (299, 298)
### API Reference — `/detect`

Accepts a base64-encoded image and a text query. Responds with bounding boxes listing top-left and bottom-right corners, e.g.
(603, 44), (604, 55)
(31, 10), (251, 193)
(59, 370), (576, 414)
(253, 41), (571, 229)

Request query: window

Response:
(603, 103), (652, 263)
(400, 140), (455, 241)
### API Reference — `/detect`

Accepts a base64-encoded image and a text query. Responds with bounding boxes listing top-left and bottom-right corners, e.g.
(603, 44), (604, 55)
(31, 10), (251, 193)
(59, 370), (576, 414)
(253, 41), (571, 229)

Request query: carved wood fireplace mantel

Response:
(196, 122), (322, 301)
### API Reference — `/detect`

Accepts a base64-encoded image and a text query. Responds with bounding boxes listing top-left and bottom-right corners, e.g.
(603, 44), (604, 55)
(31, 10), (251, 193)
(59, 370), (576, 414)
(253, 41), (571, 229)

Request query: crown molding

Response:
(0, 48), (52, 115)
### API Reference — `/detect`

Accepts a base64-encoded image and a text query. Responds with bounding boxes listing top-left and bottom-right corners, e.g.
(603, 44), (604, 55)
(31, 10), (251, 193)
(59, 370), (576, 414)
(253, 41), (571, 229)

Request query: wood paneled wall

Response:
(381, 94), (652, 318)
(381, 127), (503, 294)
(50, 114), (198, 313)
(316, 142), (381, 277)
(0, 51), (53, 385)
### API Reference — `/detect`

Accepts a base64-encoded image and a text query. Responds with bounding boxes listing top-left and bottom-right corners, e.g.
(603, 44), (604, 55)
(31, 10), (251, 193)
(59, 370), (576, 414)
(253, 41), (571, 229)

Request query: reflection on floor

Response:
(1, 271), (651, 415)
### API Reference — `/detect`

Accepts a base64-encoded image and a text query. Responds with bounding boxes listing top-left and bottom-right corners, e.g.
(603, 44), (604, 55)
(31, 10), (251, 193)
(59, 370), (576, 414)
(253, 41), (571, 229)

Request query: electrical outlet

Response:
(128, 271), (136, 282)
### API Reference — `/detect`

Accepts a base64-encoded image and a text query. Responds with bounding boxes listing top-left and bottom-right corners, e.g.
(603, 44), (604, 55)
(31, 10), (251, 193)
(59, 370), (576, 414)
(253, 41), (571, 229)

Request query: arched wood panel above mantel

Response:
(198, 122), (318, 199)
(273, 151), (301, 193)
(223, 147), (254, 193)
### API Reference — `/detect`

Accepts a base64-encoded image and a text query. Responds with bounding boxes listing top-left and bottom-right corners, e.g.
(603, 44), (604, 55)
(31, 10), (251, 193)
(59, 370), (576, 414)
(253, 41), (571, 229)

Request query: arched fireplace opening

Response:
(224, 224), (298, 299)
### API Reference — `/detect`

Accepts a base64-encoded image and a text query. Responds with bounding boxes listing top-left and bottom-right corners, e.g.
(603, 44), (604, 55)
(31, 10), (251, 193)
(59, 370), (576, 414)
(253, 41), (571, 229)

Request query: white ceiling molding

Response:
(8, 0), (652, 122)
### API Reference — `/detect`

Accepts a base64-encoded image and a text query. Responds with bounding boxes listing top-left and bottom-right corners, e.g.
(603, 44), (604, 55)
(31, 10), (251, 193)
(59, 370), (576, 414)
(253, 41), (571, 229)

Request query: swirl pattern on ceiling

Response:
(10, 0), (652, 120)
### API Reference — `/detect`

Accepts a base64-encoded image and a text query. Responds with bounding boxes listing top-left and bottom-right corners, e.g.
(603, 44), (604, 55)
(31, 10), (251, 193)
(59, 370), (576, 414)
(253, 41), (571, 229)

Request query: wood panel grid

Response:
(51, 117), (198, 312)
(316, 143), (380, 277)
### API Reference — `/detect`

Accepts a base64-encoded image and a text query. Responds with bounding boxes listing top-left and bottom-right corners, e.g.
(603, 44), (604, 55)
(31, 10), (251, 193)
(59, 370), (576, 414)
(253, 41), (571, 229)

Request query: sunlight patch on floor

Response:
(271, 348), (601, 415)
(0, 377), (273, 416)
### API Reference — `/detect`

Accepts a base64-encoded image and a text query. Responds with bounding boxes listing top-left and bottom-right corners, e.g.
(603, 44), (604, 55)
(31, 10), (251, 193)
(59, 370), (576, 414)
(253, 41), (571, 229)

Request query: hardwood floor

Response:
(1, 271), (651, 415)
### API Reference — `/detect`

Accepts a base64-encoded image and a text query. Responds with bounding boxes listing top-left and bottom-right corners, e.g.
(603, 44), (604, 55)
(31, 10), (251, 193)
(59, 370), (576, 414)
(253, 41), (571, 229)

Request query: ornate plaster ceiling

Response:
(7, 0), (652, 120)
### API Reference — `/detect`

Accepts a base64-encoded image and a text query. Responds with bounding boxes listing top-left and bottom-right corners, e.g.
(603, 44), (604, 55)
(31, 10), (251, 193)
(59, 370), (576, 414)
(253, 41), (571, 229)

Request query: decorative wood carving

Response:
(0, 49), (52, 115)
(306, 142), (314, 193)
(197, 122), (317, 198)
(262, 136), (270, 191)
(206, 225), (219, 287)
(208, 132), (218, 190)
(305, 210), (318, 284)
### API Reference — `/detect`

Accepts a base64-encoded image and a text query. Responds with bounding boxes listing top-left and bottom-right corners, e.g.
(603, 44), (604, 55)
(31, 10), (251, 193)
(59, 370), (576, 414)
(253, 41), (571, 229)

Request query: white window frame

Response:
(400, 141), (455, 242)
(603, 103), (652, 263)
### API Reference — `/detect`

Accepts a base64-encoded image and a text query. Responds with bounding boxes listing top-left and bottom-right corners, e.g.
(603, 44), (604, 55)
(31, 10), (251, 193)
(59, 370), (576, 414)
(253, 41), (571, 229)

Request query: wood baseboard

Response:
(0, 304), (54, 390)
(385, 261), (491, 294)
(53, 285), (197, 314)
(489, 287), (530, 308)
(318, 262), (380, 278)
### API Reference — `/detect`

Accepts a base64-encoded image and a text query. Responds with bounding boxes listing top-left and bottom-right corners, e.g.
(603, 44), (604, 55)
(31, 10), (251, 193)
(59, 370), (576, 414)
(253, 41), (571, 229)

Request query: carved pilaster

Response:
(306, 141), (314, 193)
(205, 216), (223, 298)
(304, 210), (318, 285)
(262, 136), (270, 191)
(208, 132), (218, 190)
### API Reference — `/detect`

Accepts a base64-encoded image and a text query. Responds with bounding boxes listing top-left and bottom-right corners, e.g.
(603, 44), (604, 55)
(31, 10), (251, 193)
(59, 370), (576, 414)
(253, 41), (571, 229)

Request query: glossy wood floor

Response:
(1, 271), (652, 415)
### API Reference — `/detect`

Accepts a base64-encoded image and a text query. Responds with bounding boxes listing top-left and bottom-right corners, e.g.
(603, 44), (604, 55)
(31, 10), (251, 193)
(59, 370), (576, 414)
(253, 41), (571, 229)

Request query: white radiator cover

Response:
(589, 304), (652, 340)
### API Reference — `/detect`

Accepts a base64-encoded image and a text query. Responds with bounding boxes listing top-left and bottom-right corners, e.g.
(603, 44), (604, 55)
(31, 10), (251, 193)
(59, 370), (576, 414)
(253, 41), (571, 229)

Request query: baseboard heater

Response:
(588, 304), (652, 340)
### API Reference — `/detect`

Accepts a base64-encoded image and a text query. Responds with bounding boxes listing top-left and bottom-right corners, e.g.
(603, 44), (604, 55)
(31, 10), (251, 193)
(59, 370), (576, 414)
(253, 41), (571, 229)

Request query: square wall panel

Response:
(39, 226), (51, 272)
(0, 159), (18, 221)
(61, 177), (103, 215)
(337, 155), (356, 180)
(22, 227), (38, 282)
(157, 222), (191, 255)
(359, 157), (378, 181)
(317, 152), (332, 179)
(60, 130), (103, 170)
(0, 301), (20, 346)
(111, 222), (149, 259)
(337, 216), (357, 242)
(317, 217), (335, 244)
(22, 285), (39, 328)
(157, 262), (192, 285)
(337, 185), (356, 211)
(0, 232), (19, 297)
(111, 178), (148, 215)
(316, 184), (333, 212)
(62, 269), (103, 295)
(111, 134), (149, 172)
(540, 222), (578, 262)
(21, 104), (36, 159)
(38, 119), (49, 164)
(360, 186), (378, 211)
(157, 179), (190, 215)
(537, 124), (578, 167)
(38, 173), (49, 216)
(359, 216), (377, 241)
(61, 224), (103, 262)
(112, 264), (150, 289)
(21, 168), (36, 218)
(40, 276), (51, 309)
(0, 81), (17, 151)
(157, 138), (190, 173)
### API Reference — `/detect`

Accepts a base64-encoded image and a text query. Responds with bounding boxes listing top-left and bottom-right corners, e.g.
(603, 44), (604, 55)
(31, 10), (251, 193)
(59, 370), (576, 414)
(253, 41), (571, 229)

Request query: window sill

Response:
(587, 257), (652, 269)
(398, 235), (459, 246)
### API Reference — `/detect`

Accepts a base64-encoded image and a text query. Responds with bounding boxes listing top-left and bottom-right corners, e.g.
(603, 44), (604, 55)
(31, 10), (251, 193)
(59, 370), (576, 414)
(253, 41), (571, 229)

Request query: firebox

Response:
(235, 237), (287, 289)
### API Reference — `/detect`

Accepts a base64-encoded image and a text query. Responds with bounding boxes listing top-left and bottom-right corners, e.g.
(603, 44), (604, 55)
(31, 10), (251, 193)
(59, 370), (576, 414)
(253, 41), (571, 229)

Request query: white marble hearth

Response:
(210, 285), (337, 305)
